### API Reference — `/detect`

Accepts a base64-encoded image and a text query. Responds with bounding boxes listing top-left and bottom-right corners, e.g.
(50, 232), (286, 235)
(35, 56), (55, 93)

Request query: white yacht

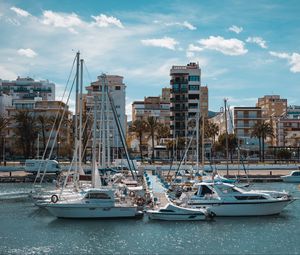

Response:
(146, 201), (211, 221)
(174, 182), (294, 216)
(281, 170), (300, 183)
(43, 188), (143, 218)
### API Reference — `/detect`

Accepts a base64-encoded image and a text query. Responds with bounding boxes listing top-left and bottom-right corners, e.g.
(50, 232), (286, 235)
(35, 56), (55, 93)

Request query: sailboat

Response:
(44, 163), (143, 218)
(42, 54), (144, 218)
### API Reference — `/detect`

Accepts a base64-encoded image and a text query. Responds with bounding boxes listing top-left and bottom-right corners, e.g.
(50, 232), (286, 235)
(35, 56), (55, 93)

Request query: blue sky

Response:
(0, 0), (300, 119)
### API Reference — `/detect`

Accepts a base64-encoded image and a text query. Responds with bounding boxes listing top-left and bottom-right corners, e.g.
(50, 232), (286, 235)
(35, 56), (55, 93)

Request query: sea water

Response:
(0, 182), (299, 255)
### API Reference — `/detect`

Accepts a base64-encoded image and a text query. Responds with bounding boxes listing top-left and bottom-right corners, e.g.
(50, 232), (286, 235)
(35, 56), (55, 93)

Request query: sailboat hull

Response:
(45, 204), (143, 218)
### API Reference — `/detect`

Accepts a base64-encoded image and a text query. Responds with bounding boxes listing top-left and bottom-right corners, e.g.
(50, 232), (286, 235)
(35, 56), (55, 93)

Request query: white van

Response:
(25, 159), (61, 174)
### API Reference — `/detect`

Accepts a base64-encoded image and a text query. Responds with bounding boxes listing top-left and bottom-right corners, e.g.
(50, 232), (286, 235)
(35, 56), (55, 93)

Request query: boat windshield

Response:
(292, 171), (300, 176)
(218, 185), (242, 194)
(198, 185), (214, 196)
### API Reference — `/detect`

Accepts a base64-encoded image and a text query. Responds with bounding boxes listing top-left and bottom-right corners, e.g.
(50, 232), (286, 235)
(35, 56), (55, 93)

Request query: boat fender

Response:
(51, 194), (59, 203)
(129, 191), (135, 197)
(136, 197), (145, 206)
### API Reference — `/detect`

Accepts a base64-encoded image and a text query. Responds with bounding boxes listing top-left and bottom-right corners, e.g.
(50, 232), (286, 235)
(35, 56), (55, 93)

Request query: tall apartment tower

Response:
(86, 74), (126, 155)
(170, 63), (208, 137)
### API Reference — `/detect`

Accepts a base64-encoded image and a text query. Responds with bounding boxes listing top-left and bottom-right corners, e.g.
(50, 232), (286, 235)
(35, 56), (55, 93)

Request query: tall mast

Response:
(224, 98), (229, 176)
(92, 95), (97, 187)
(79, 59), (83, 170)
(75, 51), (80, 176)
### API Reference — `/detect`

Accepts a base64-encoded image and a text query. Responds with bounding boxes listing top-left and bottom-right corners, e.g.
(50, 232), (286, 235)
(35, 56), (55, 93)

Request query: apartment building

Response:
(233, 107), (263, 150)
(132, 87), (171, 126)
(277, 119), (300, 147)
(6, 97), (72, 158)
(0, 76), (55, 101)
(170, 62), (208, 138)
(85, 74), (126, 157)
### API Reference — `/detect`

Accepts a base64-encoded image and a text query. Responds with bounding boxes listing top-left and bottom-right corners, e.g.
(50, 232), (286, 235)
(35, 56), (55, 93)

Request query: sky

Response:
(0, 0), (300, 120)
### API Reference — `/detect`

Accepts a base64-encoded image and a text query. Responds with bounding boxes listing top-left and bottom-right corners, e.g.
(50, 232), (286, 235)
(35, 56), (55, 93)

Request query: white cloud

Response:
(164, 21), (196, 30)
(141, 37), (179, 50)
(269, 51), (300, 73)
(228, 25), (243, 34)
(17, 48), (37, 58)
(269, 51), (290, 59)
(0, 65), (18, 80)
(10, 6), (31, 17)
(126, 99), (133, 121)
(41, 10), (82, 28)
(198, 36), (248, 56)
(187, 44), (203, 52)
(182, 21), (196, 30)
(186, 44), (203, 58)
(246, 37), (267, 49)
(91, 14), (124, 28)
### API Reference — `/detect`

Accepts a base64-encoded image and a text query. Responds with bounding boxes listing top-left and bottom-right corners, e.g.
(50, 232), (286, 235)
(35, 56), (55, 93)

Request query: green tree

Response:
(218, 133), (238, 163)
(49, 113), (72, 159)
(14, 111), (38, 158)
(251, 121), (274, 162)
(0, 115), (9, 164)
(156, 124), (170, 145)
(36, 115), (52, 155)
(129, 119), (148, 162)
(145, 116), (160, 162)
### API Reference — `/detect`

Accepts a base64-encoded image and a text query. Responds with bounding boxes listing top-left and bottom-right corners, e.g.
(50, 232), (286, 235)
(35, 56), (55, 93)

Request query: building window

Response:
(189, 85), (199, 90)
(188, 76), (200, 81)
(115, 86), (121, 90)
(249, 111), (257, 118)
(188, 94), (199, 100)
(237, 111), (244, 118)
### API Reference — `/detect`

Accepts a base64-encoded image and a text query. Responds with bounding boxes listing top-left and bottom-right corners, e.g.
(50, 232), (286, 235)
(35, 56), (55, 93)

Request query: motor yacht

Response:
(43, 188), (143, 218)
(281, 170), (300, 183)
(173, 182), (294, 216)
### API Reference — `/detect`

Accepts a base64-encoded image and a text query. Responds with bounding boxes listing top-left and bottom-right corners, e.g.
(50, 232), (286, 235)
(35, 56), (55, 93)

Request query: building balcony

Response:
(170, 79), (188, 85)
(170, 106), (187, 111)
(170, 98), (188, 103)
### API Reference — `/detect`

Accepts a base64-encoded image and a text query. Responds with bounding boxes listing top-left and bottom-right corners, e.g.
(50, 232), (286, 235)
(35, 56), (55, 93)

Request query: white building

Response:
(0, 76), (55, 101)
(86, 74), (126, 154)
(0, 94), (12, 116)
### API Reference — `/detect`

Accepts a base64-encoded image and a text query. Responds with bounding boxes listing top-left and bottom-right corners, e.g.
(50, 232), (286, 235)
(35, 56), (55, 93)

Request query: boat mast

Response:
(196, 102), (200, 172)
(79, 58), (84, 172)
(74, 51), (80, 179)
(224, 98), (229, 176)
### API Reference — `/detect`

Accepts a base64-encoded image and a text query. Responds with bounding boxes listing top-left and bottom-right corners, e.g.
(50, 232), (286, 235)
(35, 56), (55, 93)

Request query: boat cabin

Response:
(290, 170), (300, 176)
(83, 189), (115, 206)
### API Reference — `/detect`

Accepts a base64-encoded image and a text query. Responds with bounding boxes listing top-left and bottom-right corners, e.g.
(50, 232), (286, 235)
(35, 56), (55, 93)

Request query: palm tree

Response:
(14, 110), (38, 158)
(251, 121), (274, 162)
(0, 115), (9, 165)
(145, 116), (160, 162)
(205, 121), (219, 160)
(156, 124), (170, 145)
(218, 133), (238, 163)
(251, 122), (262, 161)
(36, 115), (52, 155)
(129, 119), (147, 161)
(49, 113), (71, 159)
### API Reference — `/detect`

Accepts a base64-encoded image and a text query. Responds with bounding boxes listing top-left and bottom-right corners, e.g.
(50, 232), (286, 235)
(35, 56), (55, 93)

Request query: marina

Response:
(0, 181), (299, 254)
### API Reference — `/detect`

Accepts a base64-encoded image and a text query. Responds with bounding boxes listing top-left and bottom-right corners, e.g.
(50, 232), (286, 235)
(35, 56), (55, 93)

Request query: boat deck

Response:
(148, 174), (169, 207)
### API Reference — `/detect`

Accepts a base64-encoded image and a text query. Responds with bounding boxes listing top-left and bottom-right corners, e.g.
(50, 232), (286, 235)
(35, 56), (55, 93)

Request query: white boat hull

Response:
(281, 176), (300, 183)
(147, 211), (207, 221)
(189, 199), (293, 216)
(45, 204), (142, 218)
(146, 202), (210, 221)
